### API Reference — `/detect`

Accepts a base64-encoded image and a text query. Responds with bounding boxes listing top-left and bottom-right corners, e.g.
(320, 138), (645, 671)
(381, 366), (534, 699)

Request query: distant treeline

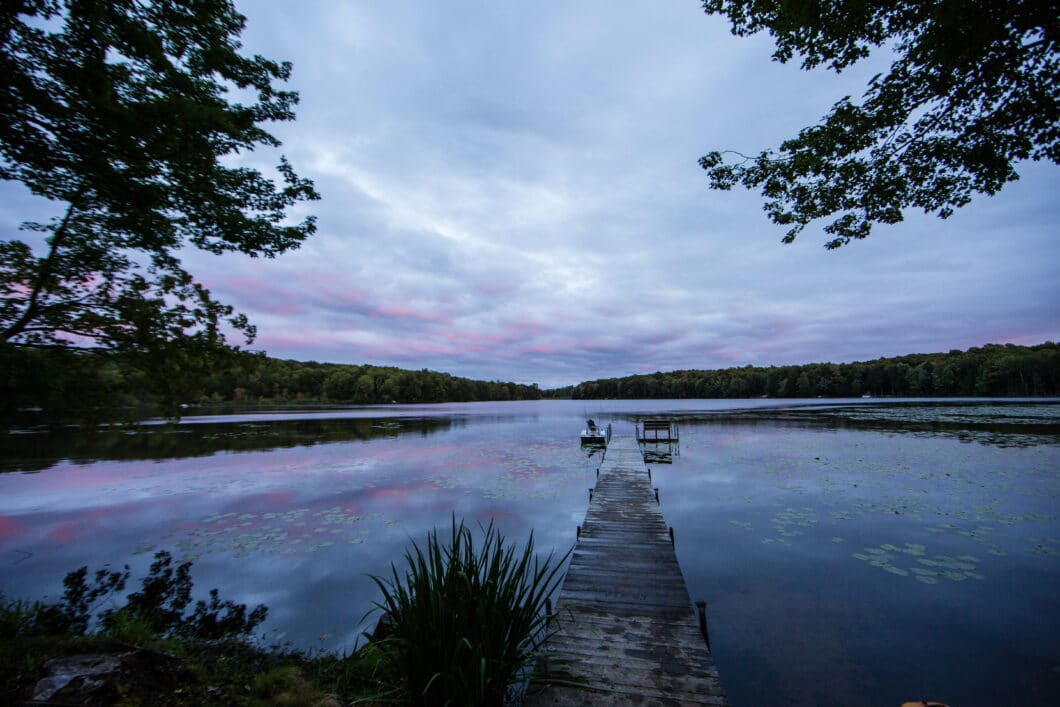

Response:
(546, 343), (1060, 400)
(4, 342), (1057, 424)
(0, 346), (541, 423)
(223, 356), (542, 404)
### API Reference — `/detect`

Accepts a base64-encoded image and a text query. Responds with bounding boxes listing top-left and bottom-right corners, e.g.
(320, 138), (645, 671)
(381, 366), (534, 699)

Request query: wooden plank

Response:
(529, 687), (727, 707)
(526, 435), (726, 706)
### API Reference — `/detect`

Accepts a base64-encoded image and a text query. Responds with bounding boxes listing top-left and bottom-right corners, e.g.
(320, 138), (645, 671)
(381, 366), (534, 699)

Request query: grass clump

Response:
(246, 665), (341, 706)
(371, 516), (569, 705)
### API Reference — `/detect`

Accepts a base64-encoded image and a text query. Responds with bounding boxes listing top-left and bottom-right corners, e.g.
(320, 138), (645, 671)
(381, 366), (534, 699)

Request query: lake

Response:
(1, 399), (1058, 706)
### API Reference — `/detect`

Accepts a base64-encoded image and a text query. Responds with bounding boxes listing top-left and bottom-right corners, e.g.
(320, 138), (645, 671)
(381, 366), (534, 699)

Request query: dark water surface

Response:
(2, 399), (1058, 706)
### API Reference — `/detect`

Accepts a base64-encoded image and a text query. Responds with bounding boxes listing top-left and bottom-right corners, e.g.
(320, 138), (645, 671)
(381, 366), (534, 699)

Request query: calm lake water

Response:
(2, 399), (1058, 706)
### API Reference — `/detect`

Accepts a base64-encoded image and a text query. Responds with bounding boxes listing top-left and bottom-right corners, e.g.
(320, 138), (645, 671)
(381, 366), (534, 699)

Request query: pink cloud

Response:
(268, 303), (305, 316)
(580, 340), (625, 353)
(400, 341), (466, 356)
(706, 346), (745, 363)
(226, 276), (273, 290)
(504, 320), (546, 338)
(312, 288), (369, 311)
(372, 305), (451, 324)
(2, 282), (32, 297)
(213, 268), (372, 319)
(442, 330), (512, 347)
(345, 335), (499, 360)
(373, 306), (416, 319)
(257, 330), (354, 352)
(476, 281), (518, 296)
(438, 321), (549, 352)
(521, 343), (563, 355)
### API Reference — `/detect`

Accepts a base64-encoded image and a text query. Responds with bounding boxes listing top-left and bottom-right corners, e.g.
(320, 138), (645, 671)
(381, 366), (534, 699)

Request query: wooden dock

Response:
(526, 434), (726, 706)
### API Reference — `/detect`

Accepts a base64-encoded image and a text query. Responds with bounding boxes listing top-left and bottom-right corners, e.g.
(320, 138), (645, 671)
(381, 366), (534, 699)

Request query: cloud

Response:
(2, 1), (1056, 388)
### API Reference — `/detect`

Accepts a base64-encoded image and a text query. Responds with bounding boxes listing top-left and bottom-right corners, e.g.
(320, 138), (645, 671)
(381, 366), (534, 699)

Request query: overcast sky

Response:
(8, 1), (1060, 388)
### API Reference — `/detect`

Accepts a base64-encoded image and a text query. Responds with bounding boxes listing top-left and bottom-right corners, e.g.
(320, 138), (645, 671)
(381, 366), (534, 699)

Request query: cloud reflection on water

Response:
(0, 400), (1057, 706)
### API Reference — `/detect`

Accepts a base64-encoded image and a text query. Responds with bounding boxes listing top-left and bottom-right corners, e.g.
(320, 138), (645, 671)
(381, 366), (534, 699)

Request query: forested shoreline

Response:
(546, 343), (1060, 400)
(3, 342), (1057, 424)
(0, 347), (541, 423)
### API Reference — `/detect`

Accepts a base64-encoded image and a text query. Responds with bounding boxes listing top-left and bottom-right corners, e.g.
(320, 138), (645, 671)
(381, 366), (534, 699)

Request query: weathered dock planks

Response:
(526, 435), (726, 706)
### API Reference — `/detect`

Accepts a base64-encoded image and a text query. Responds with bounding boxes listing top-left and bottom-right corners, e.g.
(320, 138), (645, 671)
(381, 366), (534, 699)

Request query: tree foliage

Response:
(0, 348), (543, 422)
(700, 0), (1059, 248)
(0, 0), (318, 354)
(549, 342), (1060, 399)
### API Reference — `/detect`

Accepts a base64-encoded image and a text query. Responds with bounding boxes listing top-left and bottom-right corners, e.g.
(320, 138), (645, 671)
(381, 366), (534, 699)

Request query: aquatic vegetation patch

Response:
(852, 544), (986, 584)
(761, 507), (818, 545)
(417, 441), (582, 503)
(761, 537), (793, 547)
(167, 505), (382, 559)
(1025, 537), (1060, 556)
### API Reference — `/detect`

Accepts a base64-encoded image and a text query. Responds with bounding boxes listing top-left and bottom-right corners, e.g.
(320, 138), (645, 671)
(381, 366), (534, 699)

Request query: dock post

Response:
(596, 468), (600, 479)
(669, 527), (675, 547)
(647, 467), (651, 482)
(696, 600), (711, 652)
(577, 525), (581, 540)
(655, 487), (660, 504)
(589, 488), (593, 502)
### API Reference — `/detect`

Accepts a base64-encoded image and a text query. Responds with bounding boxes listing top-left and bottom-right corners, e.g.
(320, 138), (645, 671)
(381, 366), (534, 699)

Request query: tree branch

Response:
(1, 191), (85, 342)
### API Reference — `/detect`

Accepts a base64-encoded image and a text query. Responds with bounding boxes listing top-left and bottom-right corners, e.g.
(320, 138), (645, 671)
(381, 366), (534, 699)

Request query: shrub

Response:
(1, 551), (266, 641)
(370, 517), (569, 706)
(102, 551), (268, 641)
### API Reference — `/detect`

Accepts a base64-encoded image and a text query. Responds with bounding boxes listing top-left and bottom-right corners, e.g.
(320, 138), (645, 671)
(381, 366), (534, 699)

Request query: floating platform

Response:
(636, 418), (679, 443)
(527, 435), (726, 705)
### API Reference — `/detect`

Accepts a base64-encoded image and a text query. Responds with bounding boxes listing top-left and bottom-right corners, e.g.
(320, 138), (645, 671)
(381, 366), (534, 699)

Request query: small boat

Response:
(580, 419), (609, 446)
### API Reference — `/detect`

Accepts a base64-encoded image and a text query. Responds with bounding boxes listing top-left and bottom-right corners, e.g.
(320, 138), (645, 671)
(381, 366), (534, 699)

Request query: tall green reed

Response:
(370, 517), (569, 706)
